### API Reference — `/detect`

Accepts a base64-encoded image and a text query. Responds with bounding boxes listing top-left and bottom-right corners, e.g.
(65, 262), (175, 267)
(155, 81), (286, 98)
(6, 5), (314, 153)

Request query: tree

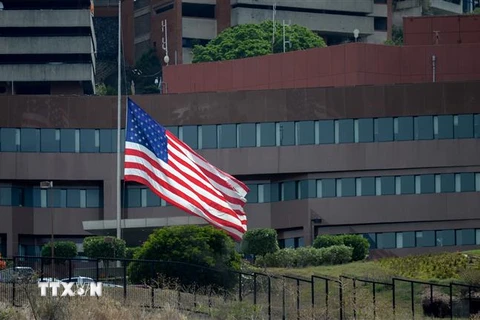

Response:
(83, 236), (126, 260)
(241, 228), (279, 259)
(384, 25), (403, 46)
(130, 49), (162, 94)
(41, 241), (78, 264)
(127, 225), (241, 289)
(192, 20), (327, 63)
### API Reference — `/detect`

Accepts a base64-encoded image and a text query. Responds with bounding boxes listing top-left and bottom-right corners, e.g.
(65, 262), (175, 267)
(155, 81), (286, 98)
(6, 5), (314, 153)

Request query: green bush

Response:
(83, 236), (126, 260)
(340, 235), (370, 261)
(127, 225), (241, 289)
(313, 235), (343, 249)
(256, 245), (352, 268)
(241, 228), (279, 258)
(313, 234), (369, 261)
(41, 241), (77, 264)
(125, 247), (141, 260)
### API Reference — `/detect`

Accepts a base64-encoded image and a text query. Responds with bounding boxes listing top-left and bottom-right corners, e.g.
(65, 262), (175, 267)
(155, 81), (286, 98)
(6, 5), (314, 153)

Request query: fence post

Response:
(282, 278), (286, 320)
(12, 256), (16, 306)
(311, 276), (315, 310)
(123, 260), (127, 301)
(238, 273), (242, 302)
(449, 283), (453, 320)
(411, 281), (415, 318)
(96, 259), (99, 282)
(392, 278), (396, 319)
(151, 261), (155, 308)
(68, 259), (72, 281)
(469, 286), (472, 315)
(430, 284), (433, 308)
(339, 280), (343, 320)
(40, 257), (44, 281)
(268, 277), (272, 320)
(353, 279), (357, 320)
(373, 282), (376, 320)
(253, 273), (257, 305)
(326, 279), (329, 318)
(296, 279), (300, 320)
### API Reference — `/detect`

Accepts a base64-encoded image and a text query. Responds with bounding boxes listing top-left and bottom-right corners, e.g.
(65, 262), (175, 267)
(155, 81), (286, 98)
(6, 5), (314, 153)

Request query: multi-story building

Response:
(0, 0), (97, 95)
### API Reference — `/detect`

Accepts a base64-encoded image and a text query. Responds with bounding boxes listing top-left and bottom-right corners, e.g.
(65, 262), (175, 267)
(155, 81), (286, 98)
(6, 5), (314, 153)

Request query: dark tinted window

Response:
(395, 117), (414, 141)
(41, 129), (60, 152)
(415, 116), (434, 140)
(475, 114), (480, 138)
(380, 176), (395, 195)
(238, 123), (256, 147)
(66, 189), (80, 208)
(0, 188), (11, 206)
(281, 181), (296, 201)
(80, 129), (98, 153)
(127, 188), (141, 208)
(296, 121), (314, 145)
(258, 122), (275, 147)
(457, 172), (475, 192)
(419, 174), (435, 194)
(0, 128), (18, 152)
(456, 229), (475, 245)
(246, 184), (258, 203)
(337, 119), (354, 143)
(99, 129), (113, 153)
(279, 122), (295, 146)
(377, 233), (396, 249)
(440, 173), (455, 193)
(338, 178), (355, 197)
(270, 183), (280, 202)
(435, 115), (453, 139)
(375, 118), (393, 142)
(200, 125), (217, 149)
(165, 126), (179, 138)
(318, 120), (334, 144)
(454, 114), (474, 139)
(320, 179), (336, 198)
(357, 177), (375, 196)
(400, 175), (415, 194)
(218, 124), (237, 149)
(20, 128), (40, 152)
(146, 188), (161, 207)
(416, 230), (435, 247)
(436, 230), (455, 246)
(398, 231), (415, 248)
(86, 189), (101, 208)
(297, 180), (309, 200)
(182, 126), (198, 149)
(357, 118), (373, 142)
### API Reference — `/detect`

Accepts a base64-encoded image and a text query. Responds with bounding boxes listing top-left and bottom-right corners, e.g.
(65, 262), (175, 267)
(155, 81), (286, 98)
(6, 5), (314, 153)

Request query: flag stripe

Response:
(125, 142), (246, 227)
(124, 173), (244, 241)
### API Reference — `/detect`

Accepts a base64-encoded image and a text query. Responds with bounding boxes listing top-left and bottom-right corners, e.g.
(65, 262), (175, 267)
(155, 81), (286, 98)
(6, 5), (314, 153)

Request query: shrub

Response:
(83, 236), (126, 260)
(241, 228), (279, 258)
(313, 234), (369, 261)
(125, 247), (141, 260)
(340, 235), (370, 261)
(41, 241), (77, 264)
(127, 225), (241, 289)
(313, 235), (344, 249)
(256, 245), (352, 268)
(378, 252), (469, 280)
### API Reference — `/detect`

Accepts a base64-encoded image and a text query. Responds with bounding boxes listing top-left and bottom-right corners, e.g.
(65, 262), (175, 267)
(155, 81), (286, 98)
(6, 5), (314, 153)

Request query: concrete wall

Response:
(0, 37), (92, 55)
(430, 0), (463, 14)
(231, 7), (374, 35)
(182, 17), (217, 39)
(0, 10), (91, 27)
(163, 42), (480, 94)
(0, 64), (94, 82)
(403, 15), (480, 45)
(231, 0), (374, 14)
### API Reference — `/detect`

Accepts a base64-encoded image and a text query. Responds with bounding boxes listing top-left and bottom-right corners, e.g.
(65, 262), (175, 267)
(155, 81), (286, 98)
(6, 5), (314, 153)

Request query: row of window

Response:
(0, 187), (102, 208)
(1, 114), (479, 152)
(125, 172), (480, 207)
(364, 228), (480, 249)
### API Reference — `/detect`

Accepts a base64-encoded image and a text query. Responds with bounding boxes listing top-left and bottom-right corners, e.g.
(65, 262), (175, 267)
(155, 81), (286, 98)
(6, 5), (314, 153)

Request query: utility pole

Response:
(282, 20), (291, 53)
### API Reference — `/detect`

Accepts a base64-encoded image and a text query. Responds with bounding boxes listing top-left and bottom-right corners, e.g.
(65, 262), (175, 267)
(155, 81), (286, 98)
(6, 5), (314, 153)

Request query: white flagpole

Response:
(116, 0), (122, 244)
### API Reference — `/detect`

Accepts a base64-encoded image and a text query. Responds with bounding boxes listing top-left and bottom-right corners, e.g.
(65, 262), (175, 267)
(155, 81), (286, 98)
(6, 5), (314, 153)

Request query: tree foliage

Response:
(127, 225), (241, 288)
(0, 253), (6, 270)
(241, 228), (279, 257)
(384, 25), (403, 46)
(131, 49), (162, 94)
(83, 236), (126, 260)
(192, 20), (326, 63)
(41, 241), (78, 264)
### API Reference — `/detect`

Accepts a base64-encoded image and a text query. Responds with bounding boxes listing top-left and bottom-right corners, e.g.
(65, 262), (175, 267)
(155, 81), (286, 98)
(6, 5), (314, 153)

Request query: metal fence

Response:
(1, 256), (480, 319)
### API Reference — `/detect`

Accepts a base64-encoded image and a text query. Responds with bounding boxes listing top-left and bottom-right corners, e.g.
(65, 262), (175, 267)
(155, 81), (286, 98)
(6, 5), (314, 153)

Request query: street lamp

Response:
(40, 181), (54, 275)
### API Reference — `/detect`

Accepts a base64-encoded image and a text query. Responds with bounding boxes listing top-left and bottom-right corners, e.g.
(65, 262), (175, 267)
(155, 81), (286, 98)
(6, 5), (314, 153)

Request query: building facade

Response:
(1, 81), (480, 258)
(0, 0), (97, 95)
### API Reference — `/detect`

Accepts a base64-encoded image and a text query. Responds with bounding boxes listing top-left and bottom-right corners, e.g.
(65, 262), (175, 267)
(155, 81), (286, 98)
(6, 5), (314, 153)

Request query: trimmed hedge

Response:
(255, 245), (353, 268)
(313, 234), (369, 261)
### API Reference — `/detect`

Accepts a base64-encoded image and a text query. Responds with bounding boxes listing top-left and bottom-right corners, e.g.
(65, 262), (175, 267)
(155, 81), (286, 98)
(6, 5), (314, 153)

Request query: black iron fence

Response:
(1, 256), (480, 319)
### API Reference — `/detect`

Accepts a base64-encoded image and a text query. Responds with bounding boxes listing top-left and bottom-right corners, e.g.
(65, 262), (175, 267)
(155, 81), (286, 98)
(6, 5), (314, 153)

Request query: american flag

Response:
(124, 98), (249, 241)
